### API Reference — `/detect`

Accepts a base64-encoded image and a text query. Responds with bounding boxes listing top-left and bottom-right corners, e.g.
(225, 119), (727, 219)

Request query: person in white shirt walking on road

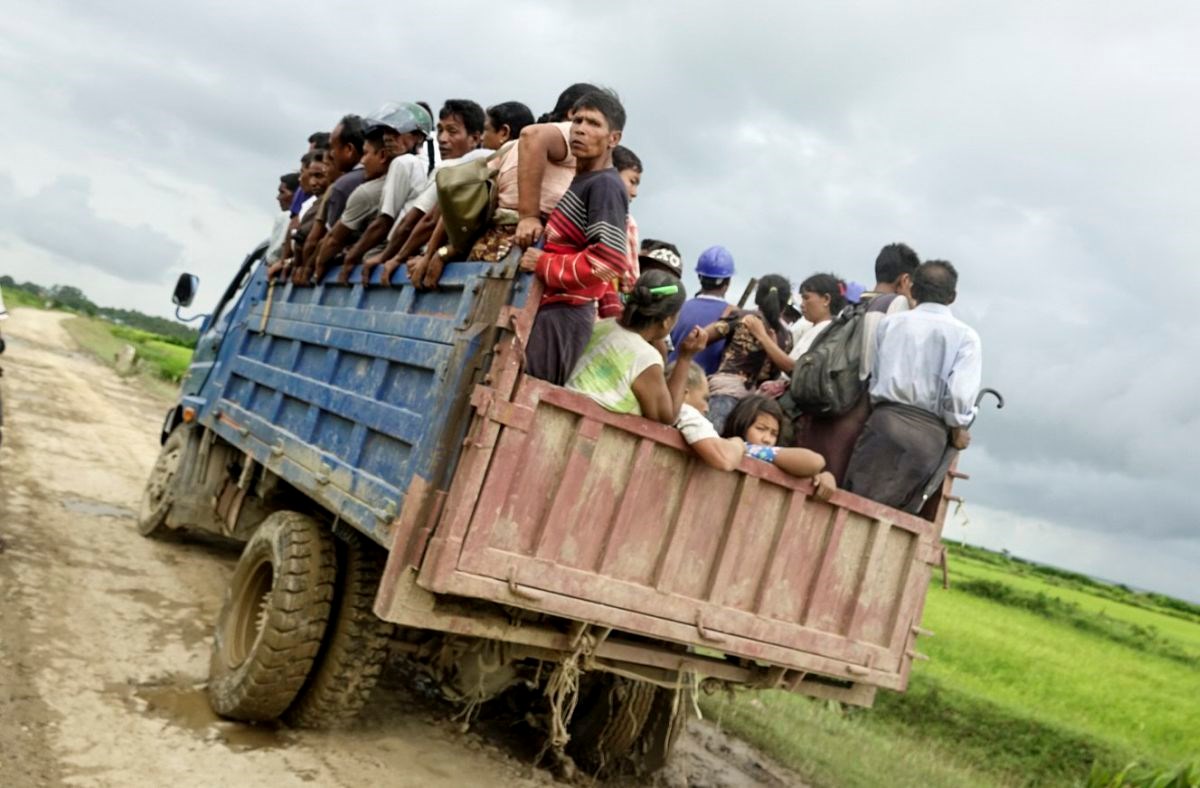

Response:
(843, 260), (981, 512)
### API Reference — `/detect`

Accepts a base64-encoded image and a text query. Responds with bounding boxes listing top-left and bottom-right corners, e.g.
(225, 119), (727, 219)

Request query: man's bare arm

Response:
(514, 124), (570, 247)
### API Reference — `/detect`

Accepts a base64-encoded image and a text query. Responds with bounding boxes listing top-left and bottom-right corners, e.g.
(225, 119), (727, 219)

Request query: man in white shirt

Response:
(370, 100), (487, 285)
(341, 102), (433, 284)
(844, 260), (982, 512)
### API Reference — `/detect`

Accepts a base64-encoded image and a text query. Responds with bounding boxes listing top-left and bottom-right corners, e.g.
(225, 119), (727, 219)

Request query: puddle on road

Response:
(110, 678), (292, 752)
(60, 497), (136, 519)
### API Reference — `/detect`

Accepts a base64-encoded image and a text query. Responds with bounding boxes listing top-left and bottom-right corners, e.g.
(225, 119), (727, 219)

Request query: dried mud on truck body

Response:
(136, 249), (955, 778)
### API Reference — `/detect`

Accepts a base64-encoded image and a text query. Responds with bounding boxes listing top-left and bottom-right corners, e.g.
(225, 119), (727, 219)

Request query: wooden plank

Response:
(844, 518), (893, 640)
(704, 475), (759, 601)
(753, 491), (808, 614)
(533, 418), (603, 562)
(801, 508), (849, 627)
(596, 438), (656, 574)
(461, 544), (890, 667)
(433, 569), (907, 690)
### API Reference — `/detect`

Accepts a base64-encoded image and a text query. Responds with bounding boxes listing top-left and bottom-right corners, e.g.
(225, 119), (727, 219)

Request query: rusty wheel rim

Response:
(223, 556), (273, 670)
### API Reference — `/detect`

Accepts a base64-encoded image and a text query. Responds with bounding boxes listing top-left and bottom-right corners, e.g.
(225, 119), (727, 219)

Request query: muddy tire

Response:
(283, 531), (395, 729)
(207, 511), (336, 722)
(636, 686), (689, 774)
(137, 426), (185, 538)
(567, 674), (658, 776)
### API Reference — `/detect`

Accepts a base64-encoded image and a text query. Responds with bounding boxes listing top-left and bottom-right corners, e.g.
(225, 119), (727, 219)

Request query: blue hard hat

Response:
(695, 245), (735, 278)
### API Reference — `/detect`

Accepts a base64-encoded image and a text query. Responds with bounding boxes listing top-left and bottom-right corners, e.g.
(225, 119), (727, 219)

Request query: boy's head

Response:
(875, 242), (920, 295)
(360, 129), (391, 179)
(612, 145), (642, 201)
(437, 99), (485, 159)
(667, 361), (709, 413)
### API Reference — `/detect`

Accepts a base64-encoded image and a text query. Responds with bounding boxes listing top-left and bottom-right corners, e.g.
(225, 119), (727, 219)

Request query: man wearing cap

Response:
(668, 245), (736, 375)
(638, 239), (683, 277)
(341, 103), (432, 283)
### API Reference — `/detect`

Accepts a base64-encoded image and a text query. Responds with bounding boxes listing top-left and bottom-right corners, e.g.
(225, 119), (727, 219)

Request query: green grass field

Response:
(62, 315), (192, 395)
(702, 544), (1200, 787)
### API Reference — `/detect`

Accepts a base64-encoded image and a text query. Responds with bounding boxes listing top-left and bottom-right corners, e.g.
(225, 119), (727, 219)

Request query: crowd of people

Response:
(260, 83), (983, 517)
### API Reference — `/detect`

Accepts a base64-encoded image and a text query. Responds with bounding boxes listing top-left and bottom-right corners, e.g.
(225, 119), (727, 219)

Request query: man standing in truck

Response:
(669, 245), (737, 374)
(518, 90), (631, 385)
(843, 260), (981, 511)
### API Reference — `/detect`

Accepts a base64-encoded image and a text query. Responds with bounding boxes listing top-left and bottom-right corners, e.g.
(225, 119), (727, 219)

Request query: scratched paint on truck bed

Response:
(434, 377), (941, 690)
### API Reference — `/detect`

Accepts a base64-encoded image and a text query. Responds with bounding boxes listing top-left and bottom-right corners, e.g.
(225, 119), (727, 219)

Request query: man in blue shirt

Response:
(669, 245), (736, 374)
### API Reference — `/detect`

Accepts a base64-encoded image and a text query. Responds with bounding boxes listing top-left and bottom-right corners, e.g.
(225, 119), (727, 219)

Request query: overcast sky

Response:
(1, 1), (1196, 599)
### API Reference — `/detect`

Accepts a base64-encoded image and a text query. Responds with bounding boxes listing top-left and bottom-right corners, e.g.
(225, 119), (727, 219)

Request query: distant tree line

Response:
(0, 276), (199, 347)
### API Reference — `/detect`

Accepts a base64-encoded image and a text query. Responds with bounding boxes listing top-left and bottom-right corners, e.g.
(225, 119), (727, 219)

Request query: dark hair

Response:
(698, 275), (729, 291)
(308, 131), (331, 148)
(542, 82), (600, 123)
(621, 270), (687, 331)
(280, 172), (301, 192)
(486, 101), (535, 140)
(300, 151), (316, 167)
(612, 145), (642, 173)
(571, 90), (626, 132)
(754, 274), (792, 334)
(336, 114), (366, 155)
(875, 243), (920, 285)
(439, 99), (486, 135)
(912, 260), (958, 305)
(721, 396), (789, 443)
(799, 273), (847, 315)
(364, 125), (390, 148)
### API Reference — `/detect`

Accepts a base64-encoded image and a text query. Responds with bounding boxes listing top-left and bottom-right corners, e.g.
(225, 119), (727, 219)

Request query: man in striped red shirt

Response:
(519, 91), (631, 385)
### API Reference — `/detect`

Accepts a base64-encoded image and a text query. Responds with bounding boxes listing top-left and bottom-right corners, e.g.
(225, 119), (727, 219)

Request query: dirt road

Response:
(0, 308), (803, 788)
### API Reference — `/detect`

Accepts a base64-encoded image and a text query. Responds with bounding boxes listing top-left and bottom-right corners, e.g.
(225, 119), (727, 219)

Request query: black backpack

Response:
(780, 304), (867, 418)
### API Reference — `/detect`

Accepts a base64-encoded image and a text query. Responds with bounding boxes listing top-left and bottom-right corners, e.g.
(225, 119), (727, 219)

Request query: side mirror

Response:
(172, 273), (199, 307)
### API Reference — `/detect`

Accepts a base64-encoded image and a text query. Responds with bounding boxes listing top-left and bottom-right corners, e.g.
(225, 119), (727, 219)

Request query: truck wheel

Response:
(636, 686), (689, 774)
(283, 531), (395, 729)
(567, 674), (657, 776)
(137, 426), (185, 538)
(207, 511), (336, 722)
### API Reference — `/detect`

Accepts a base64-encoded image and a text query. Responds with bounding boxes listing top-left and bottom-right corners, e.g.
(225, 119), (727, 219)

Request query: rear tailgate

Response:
(417, 376), (945, 692)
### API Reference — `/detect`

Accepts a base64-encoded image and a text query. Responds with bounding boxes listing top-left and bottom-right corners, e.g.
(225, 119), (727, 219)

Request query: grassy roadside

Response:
(701, 544), (1200, 787)
(4, 288), (46, 310)
(62, 315), (190, 399)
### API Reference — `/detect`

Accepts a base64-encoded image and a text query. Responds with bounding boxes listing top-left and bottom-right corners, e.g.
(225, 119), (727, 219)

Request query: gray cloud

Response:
(1, 0), (1196, 590)
(0, 174), (182, 283)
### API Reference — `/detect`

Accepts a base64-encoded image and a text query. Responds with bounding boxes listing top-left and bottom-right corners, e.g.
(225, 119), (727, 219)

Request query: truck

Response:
(140, 246), (960, 776)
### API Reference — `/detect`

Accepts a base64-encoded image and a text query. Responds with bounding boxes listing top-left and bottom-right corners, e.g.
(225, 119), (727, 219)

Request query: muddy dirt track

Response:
(0, 309), (805, 788)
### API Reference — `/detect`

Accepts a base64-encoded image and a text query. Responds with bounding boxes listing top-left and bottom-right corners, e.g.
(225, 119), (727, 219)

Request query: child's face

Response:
(683, 376), (710, 414)
(745, 412), (780, 447)
(619, 167), (641, 200)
